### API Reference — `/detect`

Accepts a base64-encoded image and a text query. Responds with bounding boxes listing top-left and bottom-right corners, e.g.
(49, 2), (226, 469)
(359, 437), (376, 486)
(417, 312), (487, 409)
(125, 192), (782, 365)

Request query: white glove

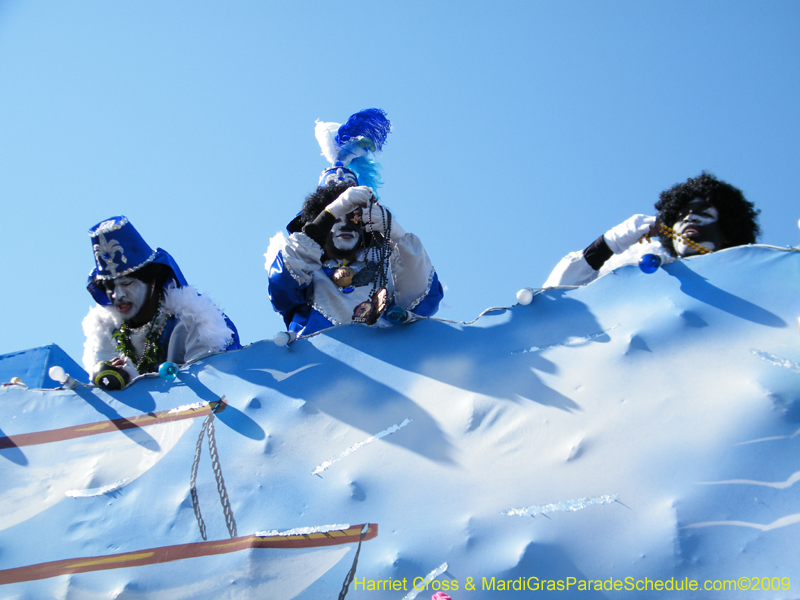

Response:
(603, 214), (656, 254)
(326, 186), (373, 219)
(362, 203), (406, 240)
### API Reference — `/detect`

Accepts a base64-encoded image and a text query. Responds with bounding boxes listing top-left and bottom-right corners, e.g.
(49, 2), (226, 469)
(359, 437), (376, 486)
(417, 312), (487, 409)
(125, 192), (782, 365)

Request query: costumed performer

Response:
(543, 172), (760, 288)
(267, 108), (443, 339)
(83, 216), (241, 389)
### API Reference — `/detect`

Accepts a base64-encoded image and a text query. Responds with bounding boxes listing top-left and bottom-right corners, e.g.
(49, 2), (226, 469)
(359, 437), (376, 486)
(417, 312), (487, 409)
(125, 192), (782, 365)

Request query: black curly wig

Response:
(655, 172), (760, 257)
(300, 182), (353, 225)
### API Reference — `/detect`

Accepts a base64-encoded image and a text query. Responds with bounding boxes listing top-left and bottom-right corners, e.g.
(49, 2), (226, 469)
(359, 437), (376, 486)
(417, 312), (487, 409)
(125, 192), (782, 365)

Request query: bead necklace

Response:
(639, 222), (711, 255)
(352, 201), (392, 324)
(113, 293), (170, 373)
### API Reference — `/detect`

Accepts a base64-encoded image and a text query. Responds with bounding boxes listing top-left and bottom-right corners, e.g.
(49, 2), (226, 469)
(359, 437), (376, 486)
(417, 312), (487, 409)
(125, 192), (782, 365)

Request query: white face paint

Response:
(672, 198), (723, 256)
(106, 277), (149, 321)
(329, 218), (361, 253)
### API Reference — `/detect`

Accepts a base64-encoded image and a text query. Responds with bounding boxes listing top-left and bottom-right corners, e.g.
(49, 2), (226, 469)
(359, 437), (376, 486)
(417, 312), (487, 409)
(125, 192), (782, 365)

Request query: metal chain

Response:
(193, 404), (364, 596)
(189, 405), (237, 540)
(207, 417), (238, 538)
(189, 415), (210, 541)
(338, 526), (368, 600)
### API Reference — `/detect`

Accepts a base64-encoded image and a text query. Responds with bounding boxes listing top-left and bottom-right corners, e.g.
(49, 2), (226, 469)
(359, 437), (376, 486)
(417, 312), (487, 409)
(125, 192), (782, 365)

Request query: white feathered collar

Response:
(82, 285), (232, 371)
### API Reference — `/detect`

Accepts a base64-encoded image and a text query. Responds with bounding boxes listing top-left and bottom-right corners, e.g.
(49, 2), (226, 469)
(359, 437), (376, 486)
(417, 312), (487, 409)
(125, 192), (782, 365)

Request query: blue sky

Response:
(1, 1), (799, 365)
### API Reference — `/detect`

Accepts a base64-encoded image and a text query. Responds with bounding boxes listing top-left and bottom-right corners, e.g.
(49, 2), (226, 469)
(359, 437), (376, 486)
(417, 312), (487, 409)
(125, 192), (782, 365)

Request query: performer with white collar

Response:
(267, 108), (443, 339)
(543, 172), (761, 288)
(83, 216), (241, 389)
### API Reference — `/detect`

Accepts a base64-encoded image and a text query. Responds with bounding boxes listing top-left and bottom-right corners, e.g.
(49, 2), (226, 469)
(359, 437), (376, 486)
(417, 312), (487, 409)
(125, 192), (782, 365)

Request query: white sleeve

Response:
(167, 317), (230, 364)
(167, 320), (196, 364)
(387, 232), (436, 309)
(163, 287), (236, 364)
(543, 250), (599, 288)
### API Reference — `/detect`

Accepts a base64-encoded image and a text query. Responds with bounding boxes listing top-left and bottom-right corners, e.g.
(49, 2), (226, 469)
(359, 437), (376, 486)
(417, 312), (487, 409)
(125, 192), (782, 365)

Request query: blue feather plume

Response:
(349, 156), (383, 196)
(336, 108), (391, 151)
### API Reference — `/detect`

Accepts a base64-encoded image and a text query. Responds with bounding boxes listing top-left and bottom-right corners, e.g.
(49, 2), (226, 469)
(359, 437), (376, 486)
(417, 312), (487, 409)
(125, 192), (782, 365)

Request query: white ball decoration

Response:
(516, 288), (534, 305)
(273, 331), (297, 347)
(273, 331), (291, 346)
(48, 366), (67, 384)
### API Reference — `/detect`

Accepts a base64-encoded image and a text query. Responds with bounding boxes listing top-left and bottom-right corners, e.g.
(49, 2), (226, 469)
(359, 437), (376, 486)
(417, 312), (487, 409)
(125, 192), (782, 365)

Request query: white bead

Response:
(48, 366), (67, 384)
(273, 331), (297, 347)
(516, 288), (534, 305)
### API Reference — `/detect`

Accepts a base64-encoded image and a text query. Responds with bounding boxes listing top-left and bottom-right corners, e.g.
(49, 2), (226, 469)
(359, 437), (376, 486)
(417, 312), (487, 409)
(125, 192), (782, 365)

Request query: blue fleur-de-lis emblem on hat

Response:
(93, 233), (128, 278)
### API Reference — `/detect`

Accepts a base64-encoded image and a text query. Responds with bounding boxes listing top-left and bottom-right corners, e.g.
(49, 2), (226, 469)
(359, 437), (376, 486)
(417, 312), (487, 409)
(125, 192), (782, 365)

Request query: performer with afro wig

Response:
(544, 172), (760, 287)
(654, 172), (760, 258)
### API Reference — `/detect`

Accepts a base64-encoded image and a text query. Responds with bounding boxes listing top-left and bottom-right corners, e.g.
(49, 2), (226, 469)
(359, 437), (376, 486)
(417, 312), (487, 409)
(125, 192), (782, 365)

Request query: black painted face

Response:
(671, 198), (726, 256)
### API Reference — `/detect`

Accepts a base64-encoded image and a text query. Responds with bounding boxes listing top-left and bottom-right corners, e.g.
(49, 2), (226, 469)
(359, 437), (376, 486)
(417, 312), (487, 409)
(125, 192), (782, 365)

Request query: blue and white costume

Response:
(268, 229), (442, 337)
(267, 108), (443, 337)
(82, 216), (240, 380)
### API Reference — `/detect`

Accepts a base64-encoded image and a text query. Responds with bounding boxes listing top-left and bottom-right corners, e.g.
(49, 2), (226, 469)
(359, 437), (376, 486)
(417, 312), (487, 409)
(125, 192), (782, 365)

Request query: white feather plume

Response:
(314, 119), (341, 164)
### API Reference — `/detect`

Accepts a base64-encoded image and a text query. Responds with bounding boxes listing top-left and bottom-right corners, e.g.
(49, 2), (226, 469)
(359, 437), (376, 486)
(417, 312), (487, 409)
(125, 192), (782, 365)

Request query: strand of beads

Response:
(657, 222), (710, 254)
(363, 201), (391, 293)
(352, 201), (392, 324)
(113, 295), (170, 374)
(637, 224), (711, 255)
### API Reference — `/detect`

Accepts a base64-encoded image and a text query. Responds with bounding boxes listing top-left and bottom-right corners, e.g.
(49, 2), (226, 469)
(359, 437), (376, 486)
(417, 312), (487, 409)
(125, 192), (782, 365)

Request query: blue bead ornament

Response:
(158, 361), (178, 382)
(385, 305), (407, 325)
(639, 253), (662, 274)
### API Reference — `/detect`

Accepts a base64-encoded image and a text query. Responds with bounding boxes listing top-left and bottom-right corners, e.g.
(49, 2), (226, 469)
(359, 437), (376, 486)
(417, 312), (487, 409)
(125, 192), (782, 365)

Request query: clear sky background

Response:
(1, 1), (798, 365)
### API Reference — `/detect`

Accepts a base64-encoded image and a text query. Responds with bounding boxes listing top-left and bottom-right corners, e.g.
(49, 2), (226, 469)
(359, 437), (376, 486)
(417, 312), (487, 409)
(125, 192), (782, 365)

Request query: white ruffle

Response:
(281, 233), (325, 287)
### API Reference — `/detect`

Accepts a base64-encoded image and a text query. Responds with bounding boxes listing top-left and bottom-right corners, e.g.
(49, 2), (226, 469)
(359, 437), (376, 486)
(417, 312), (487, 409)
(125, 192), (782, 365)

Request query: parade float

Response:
(1, 245), (798, 598)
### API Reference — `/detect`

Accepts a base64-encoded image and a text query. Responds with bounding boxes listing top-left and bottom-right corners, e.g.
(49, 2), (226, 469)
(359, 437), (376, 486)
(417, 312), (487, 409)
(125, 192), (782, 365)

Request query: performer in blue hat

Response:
(267, 109), (443, 339)
(82, 216), (241, 389)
